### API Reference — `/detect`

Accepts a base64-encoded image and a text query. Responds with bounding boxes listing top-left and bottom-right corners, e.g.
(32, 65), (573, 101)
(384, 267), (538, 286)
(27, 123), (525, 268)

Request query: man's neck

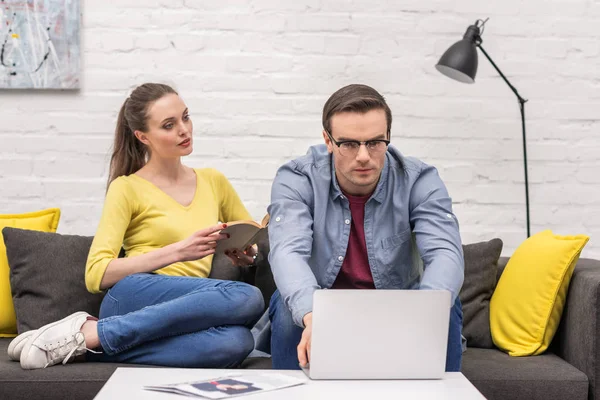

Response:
(341, 187), (374, 200)
(336, 173), (379, 197)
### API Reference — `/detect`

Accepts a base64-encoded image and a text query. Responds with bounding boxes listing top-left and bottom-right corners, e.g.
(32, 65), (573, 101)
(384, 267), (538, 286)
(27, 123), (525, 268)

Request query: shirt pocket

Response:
(381, 228), (412, 250)
(377, 228), (417, 287)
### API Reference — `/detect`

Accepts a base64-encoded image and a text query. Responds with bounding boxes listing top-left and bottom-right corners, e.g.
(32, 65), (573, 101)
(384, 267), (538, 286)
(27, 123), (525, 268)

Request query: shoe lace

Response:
(43, 332), (101, 368)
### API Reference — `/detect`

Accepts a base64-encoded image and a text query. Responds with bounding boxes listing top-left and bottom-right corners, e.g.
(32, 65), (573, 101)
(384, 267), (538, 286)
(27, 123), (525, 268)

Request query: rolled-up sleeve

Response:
(268, 162), (321, 327)
(85, 178), (133, 294)
(409, 164), (464, 303)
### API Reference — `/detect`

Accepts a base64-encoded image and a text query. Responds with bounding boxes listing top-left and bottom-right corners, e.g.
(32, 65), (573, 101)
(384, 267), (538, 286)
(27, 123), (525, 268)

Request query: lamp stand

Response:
(478, 44), (531, 238)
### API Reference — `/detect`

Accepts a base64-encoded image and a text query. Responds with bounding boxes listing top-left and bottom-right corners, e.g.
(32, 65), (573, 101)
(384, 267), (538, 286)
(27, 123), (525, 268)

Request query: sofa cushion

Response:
(459, 238), (503, 349)
(209, 227), (276, 310)
(208, 251), (244, 281)
(496, 257), (509, 282)
(250, 227), (276, 308)
(0, 338), (271, 400)
(3, 227), (104, 334)
(490, 230), (589, 356)
(0, 338), (132, 400)
(240, 356), (272, 369)
(462, 347), (588, 400)
(0, 209), (61, 337)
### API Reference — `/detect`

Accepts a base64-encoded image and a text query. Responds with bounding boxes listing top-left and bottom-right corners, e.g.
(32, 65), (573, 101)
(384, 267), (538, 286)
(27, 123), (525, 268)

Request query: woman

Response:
(8, 83), (265, 370)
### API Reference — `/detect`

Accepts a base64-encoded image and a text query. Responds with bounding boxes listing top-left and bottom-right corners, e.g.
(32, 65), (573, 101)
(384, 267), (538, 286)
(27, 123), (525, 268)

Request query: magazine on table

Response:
(143, 372), (306, 398)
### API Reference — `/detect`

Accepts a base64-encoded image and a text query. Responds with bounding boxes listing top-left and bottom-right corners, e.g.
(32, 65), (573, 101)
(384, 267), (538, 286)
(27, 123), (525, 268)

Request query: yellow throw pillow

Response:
(490, 230), (589, 356)
(0, 208), (61, 337)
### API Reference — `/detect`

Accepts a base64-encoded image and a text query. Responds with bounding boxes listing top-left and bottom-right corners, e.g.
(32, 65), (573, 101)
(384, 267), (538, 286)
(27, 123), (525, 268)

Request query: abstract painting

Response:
(0, 0), (80, 89)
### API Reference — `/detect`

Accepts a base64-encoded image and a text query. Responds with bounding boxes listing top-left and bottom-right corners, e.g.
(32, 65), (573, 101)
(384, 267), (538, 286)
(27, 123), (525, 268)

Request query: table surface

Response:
(94, 367), (486, 400)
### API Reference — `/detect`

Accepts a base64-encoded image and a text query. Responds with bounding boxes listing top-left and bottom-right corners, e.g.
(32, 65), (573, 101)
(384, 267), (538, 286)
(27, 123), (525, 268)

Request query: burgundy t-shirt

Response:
(331, 191), (376, 289)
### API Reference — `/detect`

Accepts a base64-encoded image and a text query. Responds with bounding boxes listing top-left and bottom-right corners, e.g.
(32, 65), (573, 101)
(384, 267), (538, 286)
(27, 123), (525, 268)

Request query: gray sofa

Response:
(1, 253), (599, 400)
(461, 257), (598, 400)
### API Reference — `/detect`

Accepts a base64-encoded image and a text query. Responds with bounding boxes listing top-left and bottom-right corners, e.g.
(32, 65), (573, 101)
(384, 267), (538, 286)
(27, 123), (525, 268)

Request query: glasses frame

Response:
(325, 130), (390, 156)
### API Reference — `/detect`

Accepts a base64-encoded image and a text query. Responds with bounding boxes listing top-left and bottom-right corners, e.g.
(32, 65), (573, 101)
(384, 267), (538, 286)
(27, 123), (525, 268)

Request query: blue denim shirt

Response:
(267, 144), (465, 327)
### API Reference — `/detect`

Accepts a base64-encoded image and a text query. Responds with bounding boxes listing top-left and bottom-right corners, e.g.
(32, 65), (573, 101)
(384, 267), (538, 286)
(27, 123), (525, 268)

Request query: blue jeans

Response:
(86, 274), (264, 368)
(269, 289), (464, 371)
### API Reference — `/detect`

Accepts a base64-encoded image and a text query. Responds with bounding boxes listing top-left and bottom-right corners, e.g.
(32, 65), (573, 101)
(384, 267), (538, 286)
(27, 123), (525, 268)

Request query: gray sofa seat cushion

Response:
(462, 347), (588, 400)
(0, 339), (272, 400)
(0, 339), (133, 400)
(240, 356), (272, 369)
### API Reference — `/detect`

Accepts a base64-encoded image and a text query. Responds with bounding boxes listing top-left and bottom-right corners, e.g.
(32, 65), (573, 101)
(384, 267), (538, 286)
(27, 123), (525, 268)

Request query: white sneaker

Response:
(7, 330), (37, 361)
(20, 312), (96, 370)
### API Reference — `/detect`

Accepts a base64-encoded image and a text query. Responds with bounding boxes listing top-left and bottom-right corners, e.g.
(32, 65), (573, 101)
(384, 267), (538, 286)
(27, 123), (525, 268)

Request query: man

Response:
(267, 84), (464, 371)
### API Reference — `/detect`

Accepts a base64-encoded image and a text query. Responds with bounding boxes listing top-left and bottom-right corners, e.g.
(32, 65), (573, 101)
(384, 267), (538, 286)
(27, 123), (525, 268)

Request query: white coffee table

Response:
(94, 367), (486, 399)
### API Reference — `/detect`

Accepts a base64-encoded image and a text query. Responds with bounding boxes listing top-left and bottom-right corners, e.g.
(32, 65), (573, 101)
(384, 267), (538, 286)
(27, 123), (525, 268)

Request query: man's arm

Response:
(268, 162), (321, 327)
(409, 164), (464, 302)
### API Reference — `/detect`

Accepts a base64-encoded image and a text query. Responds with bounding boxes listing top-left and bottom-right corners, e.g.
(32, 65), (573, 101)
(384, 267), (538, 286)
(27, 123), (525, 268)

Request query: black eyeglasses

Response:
(326, 131), (390, 157)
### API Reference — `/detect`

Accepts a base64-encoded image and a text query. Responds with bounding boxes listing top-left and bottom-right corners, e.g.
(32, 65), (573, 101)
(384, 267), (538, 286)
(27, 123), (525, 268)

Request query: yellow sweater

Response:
(85, 168), (252, 294)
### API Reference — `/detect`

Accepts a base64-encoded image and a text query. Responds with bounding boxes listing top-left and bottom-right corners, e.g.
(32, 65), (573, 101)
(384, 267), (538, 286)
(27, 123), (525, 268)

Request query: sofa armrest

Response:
(555, 258), (600, 400)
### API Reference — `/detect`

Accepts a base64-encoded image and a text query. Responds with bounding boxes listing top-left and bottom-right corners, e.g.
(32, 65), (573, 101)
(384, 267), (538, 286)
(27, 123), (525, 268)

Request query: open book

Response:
(215, 214), (270, 256)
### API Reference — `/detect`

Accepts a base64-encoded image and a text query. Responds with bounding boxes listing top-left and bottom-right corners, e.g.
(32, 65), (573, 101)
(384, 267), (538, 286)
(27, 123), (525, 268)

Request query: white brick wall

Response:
(1, 0), (599, 259)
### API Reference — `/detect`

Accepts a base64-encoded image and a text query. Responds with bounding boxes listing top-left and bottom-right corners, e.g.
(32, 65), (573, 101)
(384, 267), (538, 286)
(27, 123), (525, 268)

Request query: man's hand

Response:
(298, 312), (313, 367)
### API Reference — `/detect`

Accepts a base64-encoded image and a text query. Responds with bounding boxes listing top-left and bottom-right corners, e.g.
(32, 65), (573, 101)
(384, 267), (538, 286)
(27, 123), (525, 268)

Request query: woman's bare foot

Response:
(81, 320), (100, 349)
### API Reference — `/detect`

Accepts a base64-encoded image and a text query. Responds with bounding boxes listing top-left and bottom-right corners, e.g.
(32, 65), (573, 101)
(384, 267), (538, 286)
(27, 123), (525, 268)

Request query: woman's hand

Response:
(100, 224), (227, 290)
(225, 244), (258, 267)
(176, 224), (229, 262)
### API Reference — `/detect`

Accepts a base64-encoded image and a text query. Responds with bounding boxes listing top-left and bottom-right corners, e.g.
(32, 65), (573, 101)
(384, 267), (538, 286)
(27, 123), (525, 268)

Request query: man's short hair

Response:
(322, 84), (393, 137)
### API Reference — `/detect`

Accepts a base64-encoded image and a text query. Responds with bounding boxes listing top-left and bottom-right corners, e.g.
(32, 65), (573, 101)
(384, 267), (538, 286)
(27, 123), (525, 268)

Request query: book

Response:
(215, 214), (270, 257)
(143, 372), (306, 399)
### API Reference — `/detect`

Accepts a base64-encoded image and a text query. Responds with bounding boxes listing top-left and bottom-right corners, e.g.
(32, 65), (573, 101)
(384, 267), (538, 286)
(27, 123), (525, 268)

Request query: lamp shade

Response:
(435, 24), (481, 84)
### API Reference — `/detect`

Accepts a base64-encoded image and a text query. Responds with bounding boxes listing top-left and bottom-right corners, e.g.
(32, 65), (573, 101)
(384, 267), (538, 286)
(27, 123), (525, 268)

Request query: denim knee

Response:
(215, 326), (255, 368)
(269, 290), (297, 331)
(231, 282), (265, 324)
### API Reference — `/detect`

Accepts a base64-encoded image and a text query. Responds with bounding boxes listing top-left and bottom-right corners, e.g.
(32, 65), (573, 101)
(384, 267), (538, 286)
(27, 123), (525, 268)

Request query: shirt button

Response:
(345, 219), (350, 225)
(275, 216), (281, 222)
(338, 256), (343, 262)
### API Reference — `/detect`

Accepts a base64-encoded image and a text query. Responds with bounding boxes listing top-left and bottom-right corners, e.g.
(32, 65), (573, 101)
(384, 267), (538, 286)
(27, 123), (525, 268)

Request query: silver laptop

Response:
(302, 289), (451, 380)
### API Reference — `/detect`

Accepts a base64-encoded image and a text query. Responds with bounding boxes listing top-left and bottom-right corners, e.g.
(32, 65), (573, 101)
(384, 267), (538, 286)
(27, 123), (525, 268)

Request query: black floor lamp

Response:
(435, 18), (531, 238)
